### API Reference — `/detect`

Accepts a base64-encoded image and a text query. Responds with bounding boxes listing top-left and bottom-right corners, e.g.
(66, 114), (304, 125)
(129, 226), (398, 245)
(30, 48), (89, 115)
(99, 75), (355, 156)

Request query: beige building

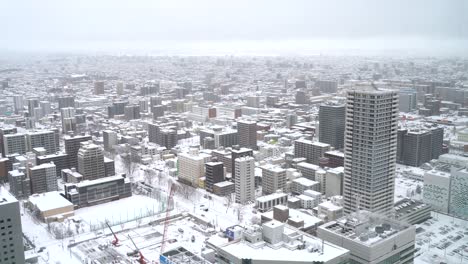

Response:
(178, 148), (211, 187)
(28, 191), (74, 223)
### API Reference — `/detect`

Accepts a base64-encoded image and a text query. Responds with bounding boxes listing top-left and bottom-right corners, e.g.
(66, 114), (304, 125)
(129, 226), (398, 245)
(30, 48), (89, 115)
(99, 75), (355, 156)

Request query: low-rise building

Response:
(28, 191), (74, 223)
(255, 192), (288, 212)
(318, 211), (416, 264)
(208, 221), (350, 264)
(63, 175), (131, 208)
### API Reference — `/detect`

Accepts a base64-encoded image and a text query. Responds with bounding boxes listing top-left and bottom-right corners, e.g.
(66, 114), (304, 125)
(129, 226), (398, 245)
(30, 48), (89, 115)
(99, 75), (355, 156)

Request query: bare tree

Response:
(225, 193), (234, 213)
(178, 183), (196, 200)
(121, 153), (137, 180)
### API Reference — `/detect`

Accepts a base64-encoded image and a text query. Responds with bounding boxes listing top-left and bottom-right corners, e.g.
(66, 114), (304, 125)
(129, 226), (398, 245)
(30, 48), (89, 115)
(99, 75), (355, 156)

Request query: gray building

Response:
(319, 103), (345, 149)
(294, 139), (330, 165)
(29, 163), (58, 194)
(343, 87), (398, 215)
(36, 152), (69, 177)
(103, 130), (118, 151)
(261, 165), (286, 195)
(237, 120), (257, 150)
(8, 170), (31, 199)
(64, 134), (92, 170)
(316, 80), (338, 93)
(63, 175), (131, 208)
(27, 130), (58, 155)
(57, 96), (75, 109)
(3, 133), (27, 156)
(124, 104), (141, 120)
(77, 143), (105, 181)
(0, 188), (25, 264)
(397, 126), (444, 167)
(398, 89), (417, 113)
(205, 161), (224, 193)
(296, 162), (320, 181)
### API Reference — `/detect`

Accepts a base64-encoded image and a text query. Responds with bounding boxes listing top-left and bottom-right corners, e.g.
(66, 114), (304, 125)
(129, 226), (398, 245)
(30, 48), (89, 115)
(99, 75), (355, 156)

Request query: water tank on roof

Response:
(375, 226), (384, 234)
(359, 234), (369, 242)
(382, 223), (391, 231)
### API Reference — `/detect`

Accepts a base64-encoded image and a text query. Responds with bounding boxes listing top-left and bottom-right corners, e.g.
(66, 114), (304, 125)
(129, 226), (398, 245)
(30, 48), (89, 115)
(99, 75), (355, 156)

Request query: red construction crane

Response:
(128, 235), (146, 264)
(160, 182), (177, 254)
(105, 222), (119, 247)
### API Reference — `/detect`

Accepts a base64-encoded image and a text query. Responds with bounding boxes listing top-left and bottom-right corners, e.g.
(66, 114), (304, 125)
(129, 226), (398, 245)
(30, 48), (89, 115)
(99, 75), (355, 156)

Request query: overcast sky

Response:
(1, 0), (467, 55)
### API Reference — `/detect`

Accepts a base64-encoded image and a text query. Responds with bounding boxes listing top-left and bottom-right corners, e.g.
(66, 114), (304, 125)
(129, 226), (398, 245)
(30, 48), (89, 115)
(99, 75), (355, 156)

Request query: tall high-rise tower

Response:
(343, 86), (398, 214)
(234, 156), (255, 204)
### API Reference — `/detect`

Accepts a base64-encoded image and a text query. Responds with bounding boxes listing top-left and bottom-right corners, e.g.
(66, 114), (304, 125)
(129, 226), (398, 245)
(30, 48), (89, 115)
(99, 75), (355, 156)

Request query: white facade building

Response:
(235, 156), (255, 204)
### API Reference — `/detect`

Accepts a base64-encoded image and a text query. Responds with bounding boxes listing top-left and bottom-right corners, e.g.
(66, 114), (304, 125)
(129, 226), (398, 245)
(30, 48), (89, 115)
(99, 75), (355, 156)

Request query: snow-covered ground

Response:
(415, 212), (468, 263)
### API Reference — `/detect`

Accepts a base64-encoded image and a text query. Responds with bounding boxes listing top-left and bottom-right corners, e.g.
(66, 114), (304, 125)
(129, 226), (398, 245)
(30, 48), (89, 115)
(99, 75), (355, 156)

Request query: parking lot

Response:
(415, 212), (468, 263)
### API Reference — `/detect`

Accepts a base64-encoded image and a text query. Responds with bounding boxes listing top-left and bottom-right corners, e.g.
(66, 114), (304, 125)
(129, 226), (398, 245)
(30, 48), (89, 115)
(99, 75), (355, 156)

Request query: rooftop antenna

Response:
(370, 82), (378, 91)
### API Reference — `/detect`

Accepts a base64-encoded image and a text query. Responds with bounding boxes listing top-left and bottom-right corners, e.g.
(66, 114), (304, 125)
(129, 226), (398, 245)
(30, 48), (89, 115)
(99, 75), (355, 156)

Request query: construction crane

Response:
(105, 222), (119, 247)
(128, 235), (146, 264)
(160, 181), (178, 254)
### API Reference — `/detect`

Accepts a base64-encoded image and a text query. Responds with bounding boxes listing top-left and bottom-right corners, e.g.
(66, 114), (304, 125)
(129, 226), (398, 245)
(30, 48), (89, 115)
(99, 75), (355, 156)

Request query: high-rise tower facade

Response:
(343, 87), (398, 214)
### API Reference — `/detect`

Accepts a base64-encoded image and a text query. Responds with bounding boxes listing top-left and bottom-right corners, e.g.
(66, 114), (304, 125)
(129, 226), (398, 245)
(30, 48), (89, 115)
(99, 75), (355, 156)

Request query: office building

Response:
(13, 95), (24, 114)
(27, 98), (39, 117)
(94, 81), (105, 95)
(231, 146), (253, 177)
(58, 96), (75, 109)
(295, 90), (309, 104)
(64, 134), (92, 169)
(237, 120), (257, 150)
(449, 167), (468, 219)
(29, 163), (58, 194)
(152, 105), (165, 119)
(398, 89), (417, 113)
(77, 143), (105, 181)
(200, 127), (238, 149)
(246, 95), (261, 108)
(61, 107), (77, 134)
(394, 198), (432, 225)
(234, 156), (255, 204)
(8, 170), (31, 199)
(343, 87), (398, 214)
(64, 175), (131, 208)
(294, 139), (330, 165)
(325, 167), (344, 197)
(104, 157), (115, 177)
(316, 80), (338, 93)
(0, 158), (8, 183)
(3, 133), (27, 156)
(178, 148), (210, 187)
(256, 192), (288, 212)
(397, 126), (444, 167)
(296, 162), (320, 181)
(0, 127), (18, 155)
(124, 104), (141, 120)
(318, 211), (415, 264)
(27, 130), (58, 155)
(36, 152), (69, 177)
(160, 129), (178, 149)
(205, 161), (224, 193)
(261, 165), (286, 195)
(210, 222), (349, 264)
(423, 170), (451, 214)
(319, 104), (345, 149)
(107, 101), (128, 118)
(103, 130), (118, 151)
(0, 188), (26, 264)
